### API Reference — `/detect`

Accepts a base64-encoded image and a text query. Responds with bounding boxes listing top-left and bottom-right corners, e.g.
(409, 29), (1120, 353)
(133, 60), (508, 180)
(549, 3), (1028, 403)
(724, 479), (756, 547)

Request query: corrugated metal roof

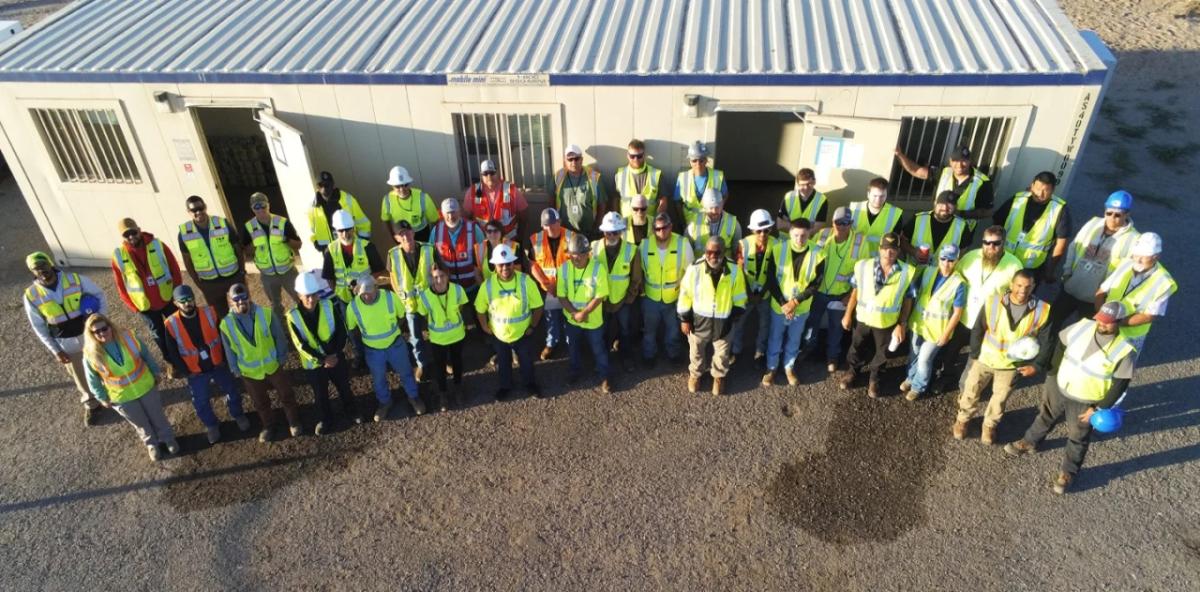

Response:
(0, 0), (1109, 85)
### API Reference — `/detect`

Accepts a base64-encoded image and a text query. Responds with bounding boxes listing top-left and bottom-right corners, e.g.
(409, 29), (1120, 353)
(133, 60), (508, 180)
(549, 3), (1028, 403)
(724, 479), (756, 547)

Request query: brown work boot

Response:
(539, 346), (555, 361)
(785, 369), (799, 386)
(687, 375), (700, 393)
(600, 379), (612, 394)
(1003, 440), (1035, 457)
(838, 370), (856, 390)
(952, 419), (968, 440)
(867, 380), (880, 399)
(826, 361), (837, 374)
(712, 377), (725, 396)
(414, 366), (425, 383)
(760, 371), (775, 387)
(980, 424), (996, 445)
(1052, 472), (1073, 495)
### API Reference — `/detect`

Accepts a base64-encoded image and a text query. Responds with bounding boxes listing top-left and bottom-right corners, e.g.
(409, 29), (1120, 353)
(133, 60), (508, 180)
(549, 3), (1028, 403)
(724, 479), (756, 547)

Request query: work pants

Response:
(242, 370), (301, 429)
(957, 361), (1018, 427)
(185, 366), (245, 428)
(405, 312), (431, 370)
(565, 322), (610, 380)
(492, 333), (536, 391)
(197, 274), (242, 320)
(138, 303), (177, 361)
(805, 292), (848, 363)
(731, 296), (771, 357)
(688, 328), (733, 379)
(846, 322), (895, 382)
(1020, 378), (1096, 476)
(904, 334), (944, 395)
(301, 352), (357, 422)
(641, 297), (683, 360)
(58, 338), (99, 408)
(111, 388), (175, 447)
(603, 304), (635, 360)
(544, 308), (566, 349)
(334, 300), (367, 362)
(430, 340), (464, 393)
(259, 268), (299, 327)
(767, 310), (809, 372)
(364, 341), (420, 405)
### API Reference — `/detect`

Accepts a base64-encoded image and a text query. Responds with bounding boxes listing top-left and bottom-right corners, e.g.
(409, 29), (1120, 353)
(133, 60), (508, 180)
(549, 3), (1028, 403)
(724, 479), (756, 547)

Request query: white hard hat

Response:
(331, 209), (356, 231)
(701, 188), (722, 209)
(598, 211), (627, 233)
(294, 270), (322, 296)
(1131, 232), (1161, 257)
(687, 141), (708, 160)
(1007, 336), (1041, 361)
(490, 243), (518, 265)
(441, 198), (460, 214)
(387, 165), (413, 186)
(748, 209), (773, 231)
(564, 144), (583, 158)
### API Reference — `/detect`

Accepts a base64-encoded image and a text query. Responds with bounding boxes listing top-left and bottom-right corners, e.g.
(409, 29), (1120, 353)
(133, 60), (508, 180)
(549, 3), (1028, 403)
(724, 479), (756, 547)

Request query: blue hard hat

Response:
(79, 294), (101, 315)
(1090, 407), (1125, 434)
(1104, 190), (1133, 211)
(173, 285), (195, 301)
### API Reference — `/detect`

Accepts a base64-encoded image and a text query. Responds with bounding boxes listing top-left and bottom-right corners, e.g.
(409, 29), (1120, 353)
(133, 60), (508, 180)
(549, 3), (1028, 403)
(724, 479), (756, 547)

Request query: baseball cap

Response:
(540, 208), (560, 227)
(25, 251), (53, 270)
(227, 283), (250, 300)
(935, 190), (958, 205)
(173, 285), (195, 301)
(879, 232), (901, 251)
(441, 198), (460, 214)
(564, 144), (583, 158)
(117, 218), (139, 233)
(249, 192), (270, 208)
(939, 244), (960, 261)
(832, 206), (852, 224)
(949, 145), (972, 162)
(479, 159), (497, 173)
(318, 171), (335, 187)
(1093, 301), (1127, 324)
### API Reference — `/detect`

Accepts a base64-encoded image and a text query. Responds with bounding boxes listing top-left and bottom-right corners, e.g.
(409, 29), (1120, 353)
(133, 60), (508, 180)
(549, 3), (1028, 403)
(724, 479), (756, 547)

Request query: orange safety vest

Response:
(164, 306), (225, 375)
(431, 220), (480, 285)
(471, 181), (520, 239)
(530, 229), (577, 282)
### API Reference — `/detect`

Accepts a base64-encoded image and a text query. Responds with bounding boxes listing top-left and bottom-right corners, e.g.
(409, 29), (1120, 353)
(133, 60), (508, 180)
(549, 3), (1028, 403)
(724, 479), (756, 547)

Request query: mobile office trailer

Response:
(0, 0), (1113, 270)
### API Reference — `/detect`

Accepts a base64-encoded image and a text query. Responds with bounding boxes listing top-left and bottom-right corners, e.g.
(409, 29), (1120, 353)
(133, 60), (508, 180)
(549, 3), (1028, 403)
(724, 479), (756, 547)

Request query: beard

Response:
(983, 249), (1002, 264)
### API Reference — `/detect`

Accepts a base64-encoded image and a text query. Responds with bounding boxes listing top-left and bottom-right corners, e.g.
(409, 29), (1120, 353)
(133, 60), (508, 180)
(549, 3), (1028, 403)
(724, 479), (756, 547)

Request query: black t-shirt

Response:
(604, 243), (622, 272)
(992, 197), (1073, 238)
(929, 167), (995, 211)
(321, 241), (385, 283)
(899, 213), (972, 249)
(776, 193), (829, 223)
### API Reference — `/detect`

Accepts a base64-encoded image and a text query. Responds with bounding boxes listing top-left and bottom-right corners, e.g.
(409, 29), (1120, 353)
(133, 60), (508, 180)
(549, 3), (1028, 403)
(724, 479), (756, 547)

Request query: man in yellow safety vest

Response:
(776, 168), (827, 234)
(594, 212), (642, 371)
(839, 233), (915, 398)
(993, 171), (1072, 283)
(1050, 190), (1138, 338)
(309, 170), (370, 252)
(475, 244), (544, 400)
(686, 188), (742, 254)
(678, 236), (747, 396)
(528, 208), (577, 361)
(554, 144), (607, 238)
(111, 217), (183, 367)
(1095, 232), (1176, 353)
(761, 220), (824, 387)
(321, 209), (387, 367)
(219, 283), (301, 443)
(849, 177), (904, 258)
(733, 209), (777, 367)
(674, 141), (727, 226)
(242, 192), (300, 327)
(381, 165), (439, 242)
(641, 213), (694, 367)
(178, 195), (244, 319)
(613, 139), (665, 221)
(806, 207), (869, 374)
(345, 276), (425, 420)
(899, 191), (969, 267)
(894, 143), (994, 241)
(387, 221), (435, 381)
(559, 234), (612, 393)
(901, 244), (965, 401)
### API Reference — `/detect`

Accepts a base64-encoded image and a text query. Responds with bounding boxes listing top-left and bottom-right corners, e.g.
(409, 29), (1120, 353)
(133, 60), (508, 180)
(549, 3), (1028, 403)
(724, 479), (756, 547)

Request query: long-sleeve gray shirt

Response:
(220, 304), (289, 378)
(24, 272), (106, 355)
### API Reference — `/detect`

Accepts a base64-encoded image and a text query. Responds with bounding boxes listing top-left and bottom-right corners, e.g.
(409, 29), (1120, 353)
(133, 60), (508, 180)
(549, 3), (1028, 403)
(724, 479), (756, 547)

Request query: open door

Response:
(798, 115), (903, 209)
(257, 110), (321, 269)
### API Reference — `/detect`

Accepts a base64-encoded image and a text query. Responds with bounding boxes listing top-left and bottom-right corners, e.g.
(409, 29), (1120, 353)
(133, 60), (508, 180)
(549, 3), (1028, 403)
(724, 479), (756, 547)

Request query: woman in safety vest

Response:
(82, 313), (178, 462)
(416, 262), (470, 410)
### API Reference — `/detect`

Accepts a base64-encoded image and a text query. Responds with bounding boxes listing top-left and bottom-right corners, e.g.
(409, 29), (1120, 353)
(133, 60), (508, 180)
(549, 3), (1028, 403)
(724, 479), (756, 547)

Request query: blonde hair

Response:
(82, 313), (124, 373)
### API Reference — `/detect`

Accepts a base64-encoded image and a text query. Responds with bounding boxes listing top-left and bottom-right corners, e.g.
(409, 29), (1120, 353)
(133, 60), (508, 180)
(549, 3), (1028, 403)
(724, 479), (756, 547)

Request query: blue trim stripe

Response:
(0, 69), (1109, 87)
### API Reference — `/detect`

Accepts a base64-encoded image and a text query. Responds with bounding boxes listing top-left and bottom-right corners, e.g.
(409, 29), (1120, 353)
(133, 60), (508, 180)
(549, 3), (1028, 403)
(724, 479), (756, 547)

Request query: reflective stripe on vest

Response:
(330, 239), (371, 303)
(641, 234), (686, 302)
(433, 222), (478, 282)
(1066, 217), (1138, 276)
(592, 239), (634, 304)
(739, 235), (777, 292)
(912, 213), (966, 255)
(854, 259), (911, 327)
(1106, 262), (1177, 340)
(850, 202), (901, 253)
(350, 291), (401, 347)
(677, 168), (724, 223)
(1056, 320), (1136, 403)
(97, 330), (154, 403)
(1003, 193), (1066, 268)
(165, 306), (224, 373)
(180, 216), (239, 280)
(220, 306), (279, 379)
(384, 188), (432, 232)
(486, 275), (530, 324)
(26, 271), (83, 325)
(909, 266), (963, 342)
(616, 165), (661, 218)
(815, 229), (865, 294)
(418, 287), (465, 339)
(559, 259), (602, 309)
(783, 190), (826, 223)
(389, 243), (433, 311)
(936, 168), (988, 231)
(113, 239), (174, 311)
(286, 299), (335, 370)
(246, 215), (294, 275)
(772, 242), (821, 315)
(532, 229), (576, 280)
(689, 213), (737, 251)
(472, 181), (518, 240)
(310, 191), (368, 247)
(978, 295), (1049, 369)
(684, 261), (746, 319)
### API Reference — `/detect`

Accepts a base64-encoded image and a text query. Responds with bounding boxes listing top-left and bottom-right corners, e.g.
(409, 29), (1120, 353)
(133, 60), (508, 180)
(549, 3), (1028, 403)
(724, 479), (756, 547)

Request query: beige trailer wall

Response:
(0, 79), (1103, 267)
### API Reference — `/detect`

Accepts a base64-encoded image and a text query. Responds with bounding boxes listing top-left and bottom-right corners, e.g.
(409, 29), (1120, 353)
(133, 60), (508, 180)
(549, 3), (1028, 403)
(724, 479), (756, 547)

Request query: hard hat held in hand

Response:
(1007, 336), (1040, 361)
(331, 209), (356, 230)
(1090, 407), (1124, 433)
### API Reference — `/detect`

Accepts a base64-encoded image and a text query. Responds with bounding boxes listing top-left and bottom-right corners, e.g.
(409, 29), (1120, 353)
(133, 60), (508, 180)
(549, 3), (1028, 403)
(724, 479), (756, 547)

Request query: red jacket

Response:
(111, 232), (183, 312)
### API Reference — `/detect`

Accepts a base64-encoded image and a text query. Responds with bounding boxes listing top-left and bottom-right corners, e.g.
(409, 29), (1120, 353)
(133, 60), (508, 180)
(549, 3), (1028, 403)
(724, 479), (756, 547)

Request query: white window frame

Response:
(444, 103), (563, 194)
(20, 98), (154, 194)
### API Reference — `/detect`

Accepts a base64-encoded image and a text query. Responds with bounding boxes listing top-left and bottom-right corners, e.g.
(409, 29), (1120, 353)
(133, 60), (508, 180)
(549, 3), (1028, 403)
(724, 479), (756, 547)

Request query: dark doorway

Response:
(715, 111), (805, 220)
(193, 107), (286, 230)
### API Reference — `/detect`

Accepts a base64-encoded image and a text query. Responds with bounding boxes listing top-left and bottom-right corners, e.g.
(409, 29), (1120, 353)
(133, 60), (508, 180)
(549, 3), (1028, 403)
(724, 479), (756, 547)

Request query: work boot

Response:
(1052, 472), (1073, 495)
(712, 377), (725, 396)
(410, 397), (427, 416)
(540, 346), (555, 361)
(600, 379), (612, 394)
(905, 389), (921, 402)
(259, 428), (274, 443)
(147, 444), (162, 462)
(164, 440), (180, 455)
(1003, 440), (1035, 457)
(487, 355), (497, 368)
(761, 370), (775, 387)
(374, 402), (393, 422)
(415, 366), (425, 383)
(165, 366), (182, 380)
(826, 361), (838, 374)
(234, 415), (251, 432)
(314, 421), (327, 436)
(687, 375), (701, 393)
(288, 424), (303, 438)
(952, 419), (968, 440)
(980, 424), (996, 445)
(899, 380), (911, 392)
(83, 406), (98, 427)
(206, 425), (221, 444)
(867, 380), (880, 399)
(838, 370), (856, 390)
(785, 369), (799, 386)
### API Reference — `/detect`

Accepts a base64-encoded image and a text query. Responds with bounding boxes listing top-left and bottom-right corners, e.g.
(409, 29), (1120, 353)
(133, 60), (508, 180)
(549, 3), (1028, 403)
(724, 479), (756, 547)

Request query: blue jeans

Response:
(604, 304), (635, 356)
(641, 297), (682, 359)
(493, 333), (536, 390)
(363, 340), (420, 404)
(336, 300), (367, 361)
(767, 311), (809, 372)
(406, 311), (431, 369)
(805, 292), (847, 362)
(731, 296), (771, 356)
(905, 334), (942, 394)
(565, 322), (610, 379)
(185, 366), (245, 428)
(545, 308), (566, 348)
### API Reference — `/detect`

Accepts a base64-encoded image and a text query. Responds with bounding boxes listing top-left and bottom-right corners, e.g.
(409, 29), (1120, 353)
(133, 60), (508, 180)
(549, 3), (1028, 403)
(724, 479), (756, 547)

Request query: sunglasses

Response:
(939, 257), (957, 262)
(176, 297), (195, 304)
(654, 226), (671, 232)
(188, 206), (206, 214)
(704, 250), (723, 256)
(123, 230), (140, 239)
(231, 295), (250, 303)
(336, 228), (354, 233)
(834, 220), (851, 226)
(485, 228), (502, 233)
(1105, 210), (1125, 217)
(603, 231), (621, 236)
(689, 158), (704, 163)
(753, 229), (770, 235)
(628, 153), (645, 159)
(481, 171), (496, 176)
(632, 207), (647, 212)
(982, 239), (1003, 246)
(90, 325), (110, 334)
(566, 156), (583, 162)
(251, 203), (267, 211)
(395, 184), (411, 189)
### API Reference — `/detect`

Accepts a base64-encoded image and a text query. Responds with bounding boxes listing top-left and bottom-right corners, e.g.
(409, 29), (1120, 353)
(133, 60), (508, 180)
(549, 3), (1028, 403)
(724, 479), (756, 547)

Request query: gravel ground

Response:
(0, 1), (1198, 590)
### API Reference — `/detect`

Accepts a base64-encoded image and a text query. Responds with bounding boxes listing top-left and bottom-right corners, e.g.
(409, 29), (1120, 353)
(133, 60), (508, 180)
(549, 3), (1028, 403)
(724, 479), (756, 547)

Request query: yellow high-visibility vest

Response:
(1104, 261), (1177, 341)
(614, 165), (662, 219)
(936, 167), (989, 233)
(286, 299), (336, 370)
(557, 259), (609, 329)
(640, 233), (688, 303)
(977, 294), (1050, 369)
(908, 266), (964, 343)
(910, 212), (966, 261)
(591, 239), (636, 304)
(676, 168), (725, 225)
(417, 284), (468, 346)
(476, 272), (540, 344)
(849, 202), (903, 257)
(381, 188), (438, 233)
(687, 212), (740, 253)
(814, 229), (867, 295)
(179, 216), (239, 280)
(1002, 193), (1067, 269)
(738, 235), (779, 293)
(25, 271), (83, 325)
(388, 243), (434, 313)
(112, 239), (174, 312)
(677, 260), (748, 320)
(330, 239), (372, 303)
(957, 248), (1023, 329)
(348, 290), (403, 350)
(771, 242), (823, 315)
(310, 190), (370, 247)
(245, 215), (295, 275)
(853, 258), (913, 328)
(1056, 319), (1136, 403)
(220, 306), (280, 380)
(1064, 217), (1139, 277)
(93, 329), (155, 404)
(781, 190), (826, 224)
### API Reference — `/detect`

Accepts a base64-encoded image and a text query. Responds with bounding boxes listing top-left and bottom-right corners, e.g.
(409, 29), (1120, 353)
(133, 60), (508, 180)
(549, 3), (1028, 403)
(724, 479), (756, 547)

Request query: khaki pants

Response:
(259, 268), (299, 323)
(956, 361), (1017, 427)
(58, 337), (99, 408)
(688, 332), (733, 379)
(243, 370), (301, 429)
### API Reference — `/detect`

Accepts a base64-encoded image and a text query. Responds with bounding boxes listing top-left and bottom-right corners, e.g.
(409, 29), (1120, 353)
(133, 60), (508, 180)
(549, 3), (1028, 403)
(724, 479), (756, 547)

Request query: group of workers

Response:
(24, 139), (1175, 495)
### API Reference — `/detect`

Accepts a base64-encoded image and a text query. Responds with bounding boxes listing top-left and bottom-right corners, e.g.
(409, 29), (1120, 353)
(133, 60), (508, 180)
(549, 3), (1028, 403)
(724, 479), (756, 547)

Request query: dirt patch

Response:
(766, 392), (948, 545)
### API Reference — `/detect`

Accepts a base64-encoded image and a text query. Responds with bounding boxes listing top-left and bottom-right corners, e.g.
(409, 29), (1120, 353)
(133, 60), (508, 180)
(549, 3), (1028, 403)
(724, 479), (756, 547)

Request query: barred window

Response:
(889, 116), (1014, 200)
(452, 113), (552, 191)
(30, 107), (142, 184)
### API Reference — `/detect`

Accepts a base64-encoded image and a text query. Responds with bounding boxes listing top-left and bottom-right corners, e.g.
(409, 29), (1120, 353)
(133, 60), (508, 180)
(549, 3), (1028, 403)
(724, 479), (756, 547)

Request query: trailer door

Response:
(257, 111), (320, 269)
